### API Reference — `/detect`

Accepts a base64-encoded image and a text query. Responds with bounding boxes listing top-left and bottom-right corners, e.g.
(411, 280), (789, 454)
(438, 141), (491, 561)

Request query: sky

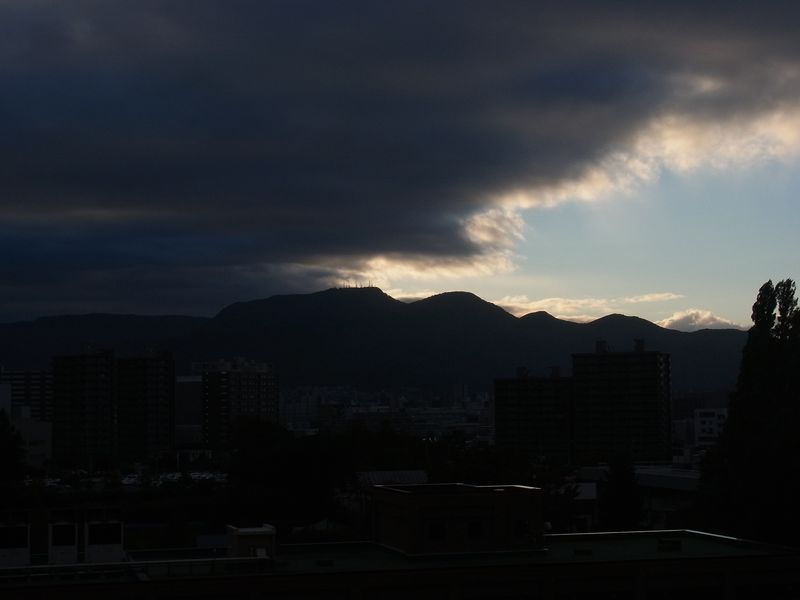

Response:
(2, 1), (799, 330)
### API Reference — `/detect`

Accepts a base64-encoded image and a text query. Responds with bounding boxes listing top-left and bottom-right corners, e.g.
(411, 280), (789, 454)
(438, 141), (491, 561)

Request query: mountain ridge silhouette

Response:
(0, 287), (746, 393)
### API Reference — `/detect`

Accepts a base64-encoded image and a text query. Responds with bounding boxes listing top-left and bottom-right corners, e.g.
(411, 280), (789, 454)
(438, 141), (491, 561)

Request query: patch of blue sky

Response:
(510, 159), (800, 324)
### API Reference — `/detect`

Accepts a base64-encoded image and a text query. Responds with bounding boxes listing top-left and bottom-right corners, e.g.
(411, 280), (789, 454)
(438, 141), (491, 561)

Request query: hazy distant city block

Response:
(0, 288), (735, 475)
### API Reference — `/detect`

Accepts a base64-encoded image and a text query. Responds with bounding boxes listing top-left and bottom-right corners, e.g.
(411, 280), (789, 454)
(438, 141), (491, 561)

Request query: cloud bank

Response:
(496, 292), (684, 321)
(657, 309), (743, 332)
(3, 2), (800, 318)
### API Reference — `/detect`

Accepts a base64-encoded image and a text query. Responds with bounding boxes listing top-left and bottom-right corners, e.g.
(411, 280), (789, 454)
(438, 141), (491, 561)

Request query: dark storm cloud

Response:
(2, 1), (800, 319)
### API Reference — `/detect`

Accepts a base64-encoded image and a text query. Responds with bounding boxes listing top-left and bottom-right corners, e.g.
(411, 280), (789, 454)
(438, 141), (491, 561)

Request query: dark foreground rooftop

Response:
(2, 529), (799, 599)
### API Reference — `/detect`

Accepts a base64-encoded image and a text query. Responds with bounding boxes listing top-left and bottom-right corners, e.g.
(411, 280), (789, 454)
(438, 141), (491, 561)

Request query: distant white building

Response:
(694, 408), (727, 449)
(13, 418), (52, 469)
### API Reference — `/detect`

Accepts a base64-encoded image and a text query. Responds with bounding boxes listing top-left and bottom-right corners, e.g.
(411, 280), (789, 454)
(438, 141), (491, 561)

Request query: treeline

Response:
(696, 278), (800, 545)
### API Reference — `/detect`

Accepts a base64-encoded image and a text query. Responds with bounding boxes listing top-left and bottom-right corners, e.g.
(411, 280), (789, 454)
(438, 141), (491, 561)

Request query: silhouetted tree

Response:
(775, 279), (798, 341)
(751, 279), (777, 330)
(697, 278), (800, 545)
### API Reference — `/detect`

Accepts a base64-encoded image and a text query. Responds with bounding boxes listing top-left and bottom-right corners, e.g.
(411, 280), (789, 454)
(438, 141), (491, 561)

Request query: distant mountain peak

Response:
(520, 310), (558, 321)
(589, 313), (658, 327)
(316, 286), (389, 296)
(414, 290), (487, 303)
(410, 290), (513, 312)
(213, 285), (403, 323)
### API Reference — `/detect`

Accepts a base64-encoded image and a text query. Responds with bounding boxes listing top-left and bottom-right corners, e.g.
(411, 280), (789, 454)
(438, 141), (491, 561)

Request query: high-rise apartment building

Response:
(52, 350), (176, 468)
(494, 341), (671, 466)
(117, 352), (175, 463)
(494, 368), (573, 464)
(200, 359), (279, 451)
(52, 350), (118, 470)
(572, 340), (671, 464)
(175, 375), (204, 449)
(0, 367), (53, 421)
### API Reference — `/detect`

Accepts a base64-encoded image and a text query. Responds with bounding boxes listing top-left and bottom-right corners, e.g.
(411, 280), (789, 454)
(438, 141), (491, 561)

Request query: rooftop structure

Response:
(1, 529), (797, 599)
(369, 483), (543, 556)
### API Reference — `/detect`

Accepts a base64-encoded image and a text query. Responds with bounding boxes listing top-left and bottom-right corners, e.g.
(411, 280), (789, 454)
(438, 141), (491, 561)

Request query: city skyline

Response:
(2, 2), (799, 328)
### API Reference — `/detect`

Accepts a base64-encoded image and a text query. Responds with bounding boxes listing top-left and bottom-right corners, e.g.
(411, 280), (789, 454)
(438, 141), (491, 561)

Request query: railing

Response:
(0, 555), (272, 586)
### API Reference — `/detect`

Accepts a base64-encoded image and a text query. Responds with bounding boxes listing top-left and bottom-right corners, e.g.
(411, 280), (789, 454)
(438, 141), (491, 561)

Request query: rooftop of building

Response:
(373, 483), (537, 495)
(1, 529), (794, 588)
(356, 469), (428, 487)
(578, 465), (702, 492)
(272, 529), (790, 574)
